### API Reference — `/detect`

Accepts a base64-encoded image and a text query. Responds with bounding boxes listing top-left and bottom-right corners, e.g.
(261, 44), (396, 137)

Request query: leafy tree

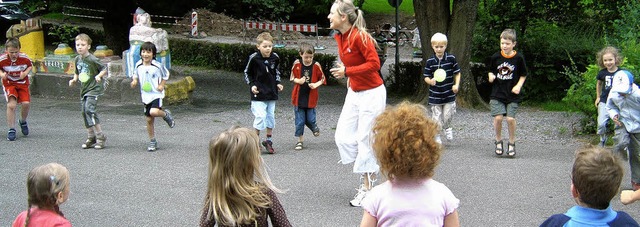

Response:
(414, 0), (484, 108)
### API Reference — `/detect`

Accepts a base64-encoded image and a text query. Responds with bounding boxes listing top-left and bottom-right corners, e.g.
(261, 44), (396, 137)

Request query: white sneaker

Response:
(445, 128), (453, 141)
(349, 184), (368, 207)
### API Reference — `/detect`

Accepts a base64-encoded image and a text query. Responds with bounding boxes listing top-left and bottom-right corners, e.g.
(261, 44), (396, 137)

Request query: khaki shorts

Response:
(490, 99), (518, 118)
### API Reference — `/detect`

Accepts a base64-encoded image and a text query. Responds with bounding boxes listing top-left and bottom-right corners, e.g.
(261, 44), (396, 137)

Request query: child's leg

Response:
(442, 102), (456, 130)
(294, 107), (305, 139)
(628, 133), (640, 188)
(493, 115), (503, 141)
(506, 117), (516, 143)
(429, 104), (444, 129)
(251, 101), (267, 137)
(6, 96), (17, 129)
(265, 101), (276, 139)
(614, 125), (631, 160)
(146, 115), (155, 140)
(596, 102), (609, 143)
(20, 102), (29, 122)
(305, 108), (319, 133)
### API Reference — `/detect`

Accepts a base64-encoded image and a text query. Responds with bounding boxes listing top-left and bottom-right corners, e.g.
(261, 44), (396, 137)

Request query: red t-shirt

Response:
(0, 52), (32, 86)
(334, 28), (383, 91)
(13, 207), (71, 227)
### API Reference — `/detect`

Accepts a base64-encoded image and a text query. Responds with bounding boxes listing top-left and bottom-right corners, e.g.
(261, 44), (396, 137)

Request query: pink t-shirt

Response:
(12, 207), (71, 227)
(362, 178), (459, 227)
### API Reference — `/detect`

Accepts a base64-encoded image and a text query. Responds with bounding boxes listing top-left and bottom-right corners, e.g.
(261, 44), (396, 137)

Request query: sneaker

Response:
(148, 139), (157, 152)
(7, 128), (16, 141)
(349, 184), (368, 207)
(82, 136), (96, 149)
(163, 109), (175, 128)
(445, 128), (453, 141)
(313, 127), (320, 137)
(19, 120), (28, 136)
(262, 140), (275, 154)
(94, 134), (106, 149)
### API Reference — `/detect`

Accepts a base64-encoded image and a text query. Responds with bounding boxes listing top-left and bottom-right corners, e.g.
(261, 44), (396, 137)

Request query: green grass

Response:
(362, 0), (414, 15)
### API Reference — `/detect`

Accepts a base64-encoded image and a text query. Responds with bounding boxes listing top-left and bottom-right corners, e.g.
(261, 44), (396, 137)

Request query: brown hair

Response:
(372, 101), (442, 180)
(298, 42), (314, 55)
(24, 163), (70, 227)
(596, 46), (623, 69)
(572, 146), (623, 209)
(75, 33), (92, 45)
(5, 37), (21, 49)
(256, 32), (273, 45)
(500, 28), (517, 42)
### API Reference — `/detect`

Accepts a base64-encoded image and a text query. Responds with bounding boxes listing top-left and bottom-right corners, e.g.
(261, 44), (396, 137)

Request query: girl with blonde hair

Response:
(199, 127), (291, 227)
(327, 0), (387, 207)
(13, 163), (71, 227)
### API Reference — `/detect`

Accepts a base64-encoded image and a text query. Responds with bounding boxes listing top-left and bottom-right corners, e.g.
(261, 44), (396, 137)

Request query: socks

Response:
(266, 134), (272, 142)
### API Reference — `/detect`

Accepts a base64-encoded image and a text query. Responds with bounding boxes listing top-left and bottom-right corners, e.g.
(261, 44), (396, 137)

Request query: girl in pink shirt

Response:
(360, 102), (460, 227)
(13, 163), (72, 227)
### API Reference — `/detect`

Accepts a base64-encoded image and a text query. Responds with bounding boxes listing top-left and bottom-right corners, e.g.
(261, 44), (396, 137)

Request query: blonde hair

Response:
(203, 127), (281, 226)
(500, 28), (517, 42)
(5, 37), (21, 49)
(256, 32), (273, 45)
(75, 33), (92, 45)
(596, 46), (623, 69)
(24, 163), (70, 227)
(332, 0), (376, 47)
(430, 33), (448, 45)
(372, 102), (442, 180)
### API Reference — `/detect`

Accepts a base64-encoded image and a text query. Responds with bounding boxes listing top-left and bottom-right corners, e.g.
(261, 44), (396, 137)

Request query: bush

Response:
(169, 38), (338, 84)
(385, 61), (423, 97)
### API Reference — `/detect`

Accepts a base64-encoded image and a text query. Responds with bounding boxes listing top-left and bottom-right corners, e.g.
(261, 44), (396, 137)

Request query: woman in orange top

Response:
(328, 0), (387, 207)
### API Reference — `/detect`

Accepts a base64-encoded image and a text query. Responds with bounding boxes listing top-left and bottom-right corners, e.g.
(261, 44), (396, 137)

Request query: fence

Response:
(242, 20), (325, 50)
(62, 6), (187, 26)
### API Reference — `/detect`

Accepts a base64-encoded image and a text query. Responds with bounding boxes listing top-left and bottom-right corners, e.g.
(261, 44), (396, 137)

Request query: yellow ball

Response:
(142, 82), (153, 92)
(434, 69), (446, 82)
(79, 72), (90, 83)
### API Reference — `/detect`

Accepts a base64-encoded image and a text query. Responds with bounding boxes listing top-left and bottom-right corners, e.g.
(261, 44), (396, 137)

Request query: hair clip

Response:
(50, 175), (59, 185)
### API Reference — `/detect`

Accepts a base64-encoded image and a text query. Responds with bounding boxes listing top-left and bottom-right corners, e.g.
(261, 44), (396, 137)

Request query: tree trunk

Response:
(449, 0), (485, 109)
(413, 0), (486, 109)
(100, 0), (135, 55)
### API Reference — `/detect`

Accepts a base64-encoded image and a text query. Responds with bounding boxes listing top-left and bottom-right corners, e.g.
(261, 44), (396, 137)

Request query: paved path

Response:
(1, 67), (639, 226)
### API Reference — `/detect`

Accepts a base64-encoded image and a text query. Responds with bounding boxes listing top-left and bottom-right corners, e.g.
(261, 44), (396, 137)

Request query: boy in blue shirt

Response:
(540, 146), (638, 226)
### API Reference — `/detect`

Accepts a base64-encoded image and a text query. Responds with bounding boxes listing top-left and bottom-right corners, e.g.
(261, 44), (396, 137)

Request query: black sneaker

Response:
(262, 140), (275, 154)
(7, 128), (16, 141)
(19, 120), (28, 136)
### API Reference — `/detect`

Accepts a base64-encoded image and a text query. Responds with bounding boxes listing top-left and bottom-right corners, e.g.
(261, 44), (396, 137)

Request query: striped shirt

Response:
(423, 52), (460, 105)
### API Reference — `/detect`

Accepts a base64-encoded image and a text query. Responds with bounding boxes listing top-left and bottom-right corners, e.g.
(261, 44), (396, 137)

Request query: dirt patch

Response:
(169, 9), (415, 41)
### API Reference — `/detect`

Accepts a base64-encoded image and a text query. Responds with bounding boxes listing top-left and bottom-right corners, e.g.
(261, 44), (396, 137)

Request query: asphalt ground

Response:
(1, 68), (640, 226)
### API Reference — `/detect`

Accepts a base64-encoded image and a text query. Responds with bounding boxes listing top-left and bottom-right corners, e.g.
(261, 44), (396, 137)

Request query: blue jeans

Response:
(294, 107), (318, 137)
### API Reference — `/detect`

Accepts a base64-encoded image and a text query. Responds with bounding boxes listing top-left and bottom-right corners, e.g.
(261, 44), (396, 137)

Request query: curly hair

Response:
(372, 101), (442, 180)
(596, 46), (623, 69)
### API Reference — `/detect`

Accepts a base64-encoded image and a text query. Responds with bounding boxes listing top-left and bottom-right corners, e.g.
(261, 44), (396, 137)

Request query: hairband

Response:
(50, 175), (59, 186)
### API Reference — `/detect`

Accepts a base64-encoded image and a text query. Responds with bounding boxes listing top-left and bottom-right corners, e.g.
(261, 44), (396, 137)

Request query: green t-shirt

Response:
(75, 54), (106, 97)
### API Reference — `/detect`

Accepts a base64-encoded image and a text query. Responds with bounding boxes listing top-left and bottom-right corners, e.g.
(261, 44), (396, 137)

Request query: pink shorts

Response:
(3, 82), (31, 103)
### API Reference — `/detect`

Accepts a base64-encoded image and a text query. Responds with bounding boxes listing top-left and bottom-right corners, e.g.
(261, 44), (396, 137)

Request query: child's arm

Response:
(157, 79), (167, 91)
(488, 72), (496, 83)
(130, 77), (138, 88)
(69, 74), (79, 87)
(20, 66), (32, 80)
(359, 211), (377, 227)
(621, 189), (640, 205)
(95, 69), (107, 82)
(452, 72), (461, 93)
(511, 76), (526, 94)
(309, 62), (325, 89)
(595, 80), (603, 107)
(443, 210), (460, 227)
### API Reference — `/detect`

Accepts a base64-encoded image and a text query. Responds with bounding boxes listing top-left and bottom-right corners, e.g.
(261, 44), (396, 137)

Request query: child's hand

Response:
(621, 190), (638, 205)
(488, 73), (496, 83)
(309, 82), (320, 89)
(277, 84), (284, 91)
(19, 71), (28, 80)
(0, 71), (6, 80)
(157, 84), (164, 91)
(452, 84), (459, 93)
(69, 78), (77, 87)
(424, 77), (435, 86)
(95, 75), (102, 82)
(130, 79), (138, 88)
(613, 115), (622, 126)
(511, 85), (521, 94)
(251, 85), (259, 94)
(594, 98), (600, 108)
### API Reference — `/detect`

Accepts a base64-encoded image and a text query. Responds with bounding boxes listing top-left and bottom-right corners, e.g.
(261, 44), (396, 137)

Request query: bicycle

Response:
(372, 23), (412, 47)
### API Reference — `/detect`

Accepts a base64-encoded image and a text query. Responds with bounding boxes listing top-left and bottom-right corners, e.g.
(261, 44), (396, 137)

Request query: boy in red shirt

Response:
(0, 37), (33, 141)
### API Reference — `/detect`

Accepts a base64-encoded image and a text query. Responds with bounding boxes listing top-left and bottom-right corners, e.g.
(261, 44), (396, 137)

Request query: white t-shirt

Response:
(362, 178), (459, 227)
(133, 59), (170, 104)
